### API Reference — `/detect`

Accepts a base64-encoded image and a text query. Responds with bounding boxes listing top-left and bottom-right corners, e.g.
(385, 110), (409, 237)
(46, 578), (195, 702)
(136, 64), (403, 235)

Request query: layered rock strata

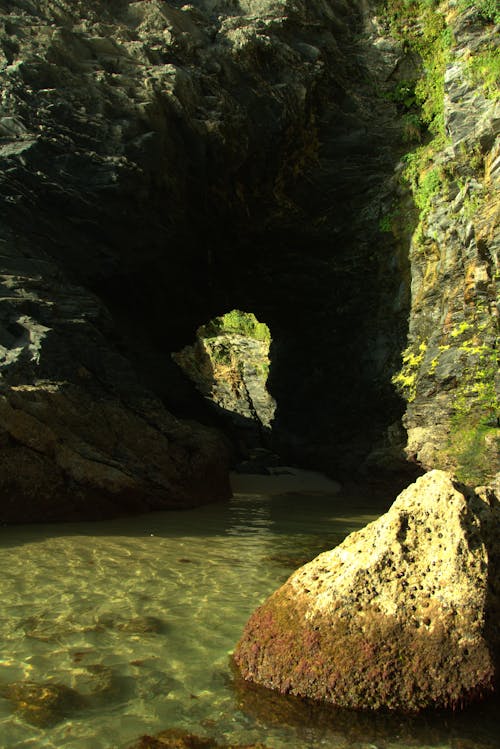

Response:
(234, 470), (500, 711)
(0, 226), (230, 521)
(0, 0), (418, 503)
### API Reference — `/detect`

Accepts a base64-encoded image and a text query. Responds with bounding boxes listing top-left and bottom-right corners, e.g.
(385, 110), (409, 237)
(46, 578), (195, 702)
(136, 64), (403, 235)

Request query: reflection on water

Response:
(0, 489), (498, 749)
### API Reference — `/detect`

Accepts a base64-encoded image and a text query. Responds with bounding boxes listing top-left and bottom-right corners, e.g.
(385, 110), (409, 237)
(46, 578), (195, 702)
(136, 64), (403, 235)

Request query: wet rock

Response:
(70, 663), (117, 699)
(19, 612), (98, 641)
(126, 730), (213, 749)
(3, 680), (85, 727)
(97, 613), (166, 634)
(264, 553), (315, 568)
(117, 615), (166, 634)
(135, 669), (178, 700)
(125, 728), (272, 749)
(234, 470), (500, 711)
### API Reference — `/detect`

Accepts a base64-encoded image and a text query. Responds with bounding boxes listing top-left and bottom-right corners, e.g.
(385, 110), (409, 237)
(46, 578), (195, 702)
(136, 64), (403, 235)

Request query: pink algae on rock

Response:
(234, 471), (500, 712)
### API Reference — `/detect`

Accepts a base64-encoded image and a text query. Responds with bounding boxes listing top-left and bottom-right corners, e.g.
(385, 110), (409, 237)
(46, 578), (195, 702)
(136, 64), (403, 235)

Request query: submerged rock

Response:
(97, 613), (166, 634)
(3, 680), (85, 727)
(125, 728), (272, 749)
(234, 470), (500, 711)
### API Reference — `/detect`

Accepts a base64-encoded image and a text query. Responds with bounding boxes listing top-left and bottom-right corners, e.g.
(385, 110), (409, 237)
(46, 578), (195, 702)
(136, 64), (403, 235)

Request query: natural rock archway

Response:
(0, 0), (497, 520)
(173, 310), (276, 447)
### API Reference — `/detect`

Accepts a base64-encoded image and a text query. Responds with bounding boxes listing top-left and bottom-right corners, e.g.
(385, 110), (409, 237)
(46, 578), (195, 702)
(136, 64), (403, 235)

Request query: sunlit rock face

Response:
(392, 10), (499, 487)
(234, 470), (500, 711)
(173, 311), (275, 447)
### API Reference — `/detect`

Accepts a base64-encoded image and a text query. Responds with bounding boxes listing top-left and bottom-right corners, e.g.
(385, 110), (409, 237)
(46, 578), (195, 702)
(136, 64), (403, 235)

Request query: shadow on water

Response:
(0, 485), (394, 549)
(231, 671), (500, 749)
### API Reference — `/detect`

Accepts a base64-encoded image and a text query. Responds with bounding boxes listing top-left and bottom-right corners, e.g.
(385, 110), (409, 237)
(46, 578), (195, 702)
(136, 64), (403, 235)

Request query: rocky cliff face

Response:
(0, 0), (497, 519)
(387, 3), (499, 486)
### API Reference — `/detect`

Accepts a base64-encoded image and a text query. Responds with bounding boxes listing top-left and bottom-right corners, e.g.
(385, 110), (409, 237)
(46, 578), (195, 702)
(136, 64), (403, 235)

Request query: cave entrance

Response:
(172, 309), (276, 457)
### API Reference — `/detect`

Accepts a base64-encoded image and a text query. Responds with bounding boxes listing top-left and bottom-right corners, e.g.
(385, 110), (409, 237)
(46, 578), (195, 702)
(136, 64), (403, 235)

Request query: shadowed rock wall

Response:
(0, 0), (496, 519)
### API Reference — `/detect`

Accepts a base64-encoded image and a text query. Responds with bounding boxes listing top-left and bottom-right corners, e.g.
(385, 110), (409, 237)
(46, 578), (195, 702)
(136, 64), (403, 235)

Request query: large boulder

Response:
(234, 470), (500, 711)
(0, 381), (231, 522)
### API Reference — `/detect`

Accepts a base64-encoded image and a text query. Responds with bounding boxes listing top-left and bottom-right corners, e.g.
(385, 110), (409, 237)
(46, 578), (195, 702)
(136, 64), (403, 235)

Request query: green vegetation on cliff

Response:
(379, 0), (453, 135)
(447, 311), (498, 485)
(459, 0), (500, 23)
(383, 0), (498, 483)
(465, 46), (500, 100)
(198, 310), (271, 343)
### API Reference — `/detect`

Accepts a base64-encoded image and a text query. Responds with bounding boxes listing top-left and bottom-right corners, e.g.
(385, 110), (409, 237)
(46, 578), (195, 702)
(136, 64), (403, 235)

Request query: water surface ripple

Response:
(0, 488), (497, 749)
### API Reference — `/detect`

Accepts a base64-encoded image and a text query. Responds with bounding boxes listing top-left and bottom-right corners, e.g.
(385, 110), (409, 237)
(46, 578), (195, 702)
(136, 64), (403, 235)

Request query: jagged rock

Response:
(0, 0), (416, 496)
(0, 0), (496, 508)
(234, 470), (500, 711)
(0, 0), (362, 517)
(173, 310), (275, 445)
(0, 189), (231, 522)
(392, 8), (499, 485)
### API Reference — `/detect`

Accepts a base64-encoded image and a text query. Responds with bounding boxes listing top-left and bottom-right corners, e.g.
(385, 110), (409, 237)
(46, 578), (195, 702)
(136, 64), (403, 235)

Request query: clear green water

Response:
(0, 487), (498, 749)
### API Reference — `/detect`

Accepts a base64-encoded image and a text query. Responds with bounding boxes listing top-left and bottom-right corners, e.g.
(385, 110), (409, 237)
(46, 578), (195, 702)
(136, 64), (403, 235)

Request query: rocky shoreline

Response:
(0, 0), (497, 522)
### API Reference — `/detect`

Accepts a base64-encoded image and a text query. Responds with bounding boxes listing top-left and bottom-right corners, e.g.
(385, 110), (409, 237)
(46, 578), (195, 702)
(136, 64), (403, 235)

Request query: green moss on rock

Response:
(198, 310), (271, 343)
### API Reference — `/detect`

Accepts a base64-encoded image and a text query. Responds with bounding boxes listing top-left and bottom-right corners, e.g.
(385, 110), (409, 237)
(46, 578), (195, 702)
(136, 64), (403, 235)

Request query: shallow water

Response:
(0, 486), (498, 749)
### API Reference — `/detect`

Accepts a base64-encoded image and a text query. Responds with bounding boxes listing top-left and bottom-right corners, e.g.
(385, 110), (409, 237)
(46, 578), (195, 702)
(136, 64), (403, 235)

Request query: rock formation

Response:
(124, 728), (272, 749)
(173, 310), (275, 446)
(0, 0), (498, 519)
(388, 4), (499, 485)
(234, 470), (500, 711)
